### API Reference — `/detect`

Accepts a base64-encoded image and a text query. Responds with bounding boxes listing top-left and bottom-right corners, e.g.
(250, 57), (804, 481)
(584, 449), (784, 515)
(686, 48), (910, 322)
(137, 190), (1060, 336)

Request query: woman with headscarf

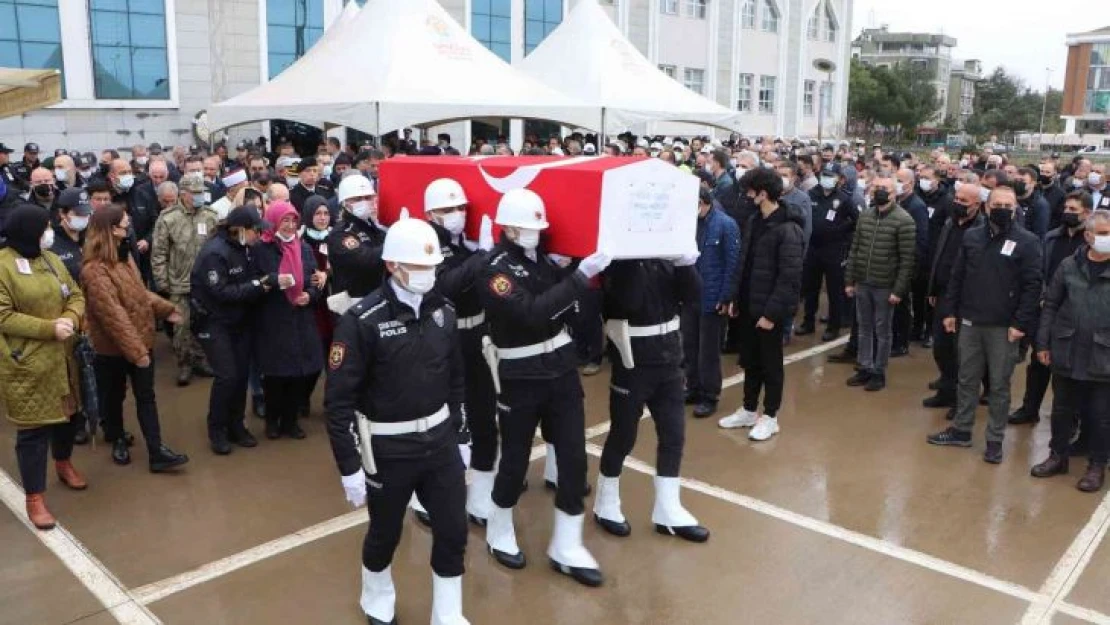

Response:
(0, 204), (86, 530)
(252, 200), (323, 439)
(81, 204), (189, 471)
(299, 195), (335, 417)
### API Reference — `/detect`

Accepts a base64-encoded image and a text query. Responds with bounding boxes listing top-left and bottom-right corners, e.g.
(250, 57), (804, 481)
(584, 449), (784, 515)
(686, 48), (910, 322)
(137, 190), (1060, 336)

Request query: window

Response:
(683, 68), (704, 94)
(760, 0), (778, 33)
(758, 75), (776, 113)
(267, 0), (324, 79)
(472, 0), (512, 62)
(0, 0), (64, 85)
(659, 64), (677, 79)
(89, 0), (170, 99)
(737, 73), (753, 111)
(1086, 43), (1110, 114)
(824, 5), (837, 42)
(807, 0), (837, 41)
(660, 0), (678, 14)
(741, 0), (755, 29)
(682, 0), (707, 19)
(803, 80), (815, 116)
(807, 12), (818, 39)
(525, 0), (562, 55)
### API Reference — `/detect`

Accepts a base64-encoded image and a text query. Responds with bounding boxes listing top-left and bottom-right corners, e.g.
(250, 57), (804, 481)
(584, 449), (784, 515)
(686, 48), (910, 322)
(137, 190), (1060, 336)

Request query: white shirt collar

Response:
(391, 278), (422, 314)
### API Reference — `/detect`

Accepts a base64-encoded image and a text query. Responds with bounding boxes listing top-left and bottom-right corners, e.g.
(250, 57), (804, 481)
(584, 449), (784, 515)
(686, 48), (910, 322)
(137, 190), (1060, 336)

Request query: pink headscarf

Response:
(262, 201), (304, 305)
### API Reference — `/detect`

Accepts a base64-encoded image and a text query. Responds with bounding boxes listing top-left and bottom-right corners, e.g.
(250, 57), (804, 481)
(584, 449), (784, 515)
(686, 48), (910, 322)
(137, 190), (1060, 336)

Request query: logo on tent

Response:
(426, 16), (451, 39)
(427, 15), (472, 60)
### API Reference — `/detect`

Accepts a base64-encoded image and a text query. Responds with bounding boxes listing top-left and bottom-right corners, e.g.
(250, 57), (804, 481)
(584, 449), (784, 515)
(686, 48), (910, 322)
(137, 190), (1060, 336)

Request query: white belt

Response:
(368, 405), (450, 436)
(457, 312), (486, 330)
(627, 316), (680, 337)
(496, 330), (572, 360)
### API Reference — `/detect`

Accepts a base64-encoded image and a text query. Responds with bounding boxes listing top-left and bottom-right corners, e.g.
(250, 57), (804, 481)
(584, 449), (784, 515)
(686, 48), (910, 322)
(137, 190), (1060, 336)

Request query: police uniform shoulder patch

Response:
(433, 308), (444, 328)
(343, 235), (360, 250)
(489, 274), (513, 297)
(207, 270), (219, 285)
(328, 342), (347, 370)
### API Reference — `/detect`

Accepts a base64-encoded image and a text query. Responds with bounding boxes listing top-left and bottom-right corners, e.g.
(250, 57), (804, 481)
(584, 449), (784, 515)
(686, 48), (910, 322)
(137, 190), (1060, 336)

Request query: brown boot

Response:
(1078, 463), (1107, 493)
(56, 460), (87, 490)
(1030, 452), (1069, 478)
(25, 494), (56, 530)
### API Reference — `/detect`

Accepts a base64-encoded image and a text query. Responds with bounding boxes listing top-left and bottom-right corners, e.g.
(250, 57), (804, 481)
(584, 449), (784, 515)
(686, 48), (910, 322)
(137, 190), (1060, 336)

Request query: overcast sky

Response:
(850, 0), (1096, 91)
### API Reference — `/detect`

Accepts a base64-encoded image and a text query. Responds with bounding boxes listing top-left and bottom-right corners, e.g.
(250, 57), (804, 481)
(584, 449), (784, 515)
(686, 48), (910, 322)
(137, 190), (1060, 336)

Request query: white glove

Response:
(399, 207), (410, 220)
(547, 253), (572, 268)
(674, 252), (700, 267)
(577, 250), (613, 279)
(478, 215), (494, 252)
(341, 471), (366, 508)
(458, 444), (472, 468)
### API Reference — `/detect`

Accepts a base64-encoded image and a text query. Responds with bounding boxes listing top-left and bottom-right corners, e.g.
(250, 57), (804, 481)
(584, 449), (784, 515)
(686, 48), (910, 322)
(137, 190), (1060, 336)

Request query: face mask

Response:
(276, 231), (296, 243)
(979, 188), (991, 203)
(40, 228), (54, 250)
(117, 174), (135, 191)
(704, 164), (714, 175)
(33, 183), (53, 198)
(350, 200), (374, 221)
(1013, 181), (1027, 196)
(819, 176), (837, 191)
(322, 165), (333, 178)
(68, 215), (89, 231)
(894, 183), (904, 196)
(729, 159), (738, 168)
(1039, 175), (1055, 186)
(919, 179), (934, 193)
(440, 211), (466, 237)
(1073, 178), (1086, 189)
(989, 208), (1013, 229)
(306, 228), (329, 241)
(781, 176), (792, 190)
(514, 228), (541, 250)
(873, 189), (892, 207)
(736, 166), (749, 177)
(286, 177), (300, 188)
(401, 266), (436, 294)
(1062, 212), (1083, 229)
(192, 193), (206, 207)
(1095, 235), (1110, 255)
(952, 202), (971, 219)
(79, 169), (94, 180)
(137, 156), (149, 166)
(1090, 173), (1104, 187)
(54, 168), (67, 182)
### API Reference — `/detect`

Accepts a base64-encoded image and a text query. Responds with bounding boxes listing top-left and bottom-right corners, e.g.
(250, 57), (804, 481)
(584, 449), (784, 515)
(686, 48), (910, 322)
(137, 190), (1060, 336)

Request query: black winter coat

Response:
(735, 204), (805, 324)
(602, 260), (700, 368)
(945, 223), (1043, 334)
(190, 231), (268, 327)
(1037, 248), (1110, 382)
(250, 239), (323, 378)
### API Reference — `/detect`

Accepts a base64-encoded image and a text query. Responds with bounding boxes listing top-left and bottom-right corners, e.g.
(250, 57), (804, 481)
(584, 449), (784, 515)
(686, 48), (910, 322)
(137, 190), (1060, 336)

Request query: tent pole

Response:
(598, 108), (606, 152)
(375, 102), (381, 144)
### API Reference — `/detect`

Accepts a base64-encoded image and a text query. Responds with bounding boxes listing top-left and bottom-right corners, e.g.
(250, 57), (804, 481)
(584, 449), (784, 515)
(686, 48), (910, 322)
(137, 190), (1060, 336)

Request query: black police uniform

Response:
(429, 223), (497, 474)
(803, 185), (856, 331)
(478, 235), (591, 516)
(49, 225), (83, 282)
(325, 281), (468, 578)
(289, 182), (335, 213)
(114, 184), (158, 285)
(599, 260), (700, 479)
(190, 231), (268, 447)
(327, 215), (387, 300)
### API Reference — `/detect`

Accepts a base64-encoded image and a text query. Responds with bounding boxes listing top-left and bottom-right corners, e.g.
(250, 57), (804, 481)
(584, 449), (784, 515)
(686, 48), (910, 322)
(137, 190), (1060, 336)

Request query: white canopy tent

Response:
(515, 0), (742, 133)
(207, 0), (600, 134)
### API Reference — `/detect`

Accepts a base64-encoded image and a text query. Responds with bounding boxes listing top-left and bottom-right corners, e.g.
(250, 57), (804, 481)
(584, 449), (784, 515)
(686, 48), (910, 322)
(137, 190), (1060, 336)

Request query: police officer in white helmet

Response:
(326, 217), (470, 625)
(326, 174), (387, 313)
(478, 188), (611, 587)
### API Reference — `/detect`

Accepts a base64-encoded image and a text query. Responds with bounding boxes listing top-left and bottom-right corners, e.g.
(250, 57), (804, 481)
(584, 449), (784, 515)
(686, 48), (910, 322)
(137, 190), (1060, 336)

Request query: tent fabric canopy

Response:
(515, 0), (742, 132)
(207, 0), (600, 134)
(0, 68), (62, 119)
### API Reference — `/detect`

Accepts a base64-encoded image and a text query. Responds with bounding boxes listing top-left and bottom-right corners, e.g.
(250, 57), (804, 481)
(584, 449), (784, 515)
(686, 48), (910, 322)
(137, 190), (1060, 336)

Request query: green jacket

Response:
(151, 203), (219, 295)
(845, 203), (916, 297)
(0, 248), (85, 428)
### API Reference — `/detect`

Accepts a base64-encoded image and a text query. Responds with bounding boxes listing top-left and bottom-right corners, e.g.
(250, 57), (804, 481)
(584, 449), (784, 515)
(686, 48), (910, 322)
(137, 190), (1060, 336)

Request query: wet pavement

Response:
(1, 331), (1108, 625)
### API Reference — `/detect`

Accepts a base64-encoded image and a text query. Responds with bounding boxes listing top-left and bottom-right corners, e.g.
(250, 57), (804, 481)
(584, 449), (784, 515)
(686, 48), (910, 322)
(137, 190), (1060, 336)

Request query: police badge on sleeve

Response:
(433, 309), (444, 328)
(207, 270), (219, 285)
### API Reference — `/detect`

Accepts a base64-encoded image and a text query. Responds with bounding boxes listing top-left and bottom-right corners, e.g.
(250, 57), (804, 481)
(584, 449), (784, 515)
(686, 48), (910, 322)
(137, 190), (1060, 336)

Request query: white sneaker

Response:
(748, 416), (780, 441)
(718, 408), (759, 429)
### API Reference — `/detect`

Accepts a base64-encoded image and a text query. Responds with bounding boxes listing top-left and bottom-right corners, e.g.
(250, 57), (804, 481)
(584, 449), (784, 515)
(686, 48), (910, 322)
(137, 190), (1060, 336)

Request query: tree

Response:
(847, 58), (938, 140)
(964, 68), (1063, 138)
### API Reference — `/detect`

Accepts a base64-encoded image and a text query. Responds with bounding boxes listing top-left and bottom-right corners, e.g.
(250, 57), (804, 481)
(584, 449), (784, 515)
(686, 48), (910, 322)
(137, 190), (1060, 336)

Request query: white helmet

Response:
(382, 218), (444, 265)
(495, 188), (549, 229)
(424, 178), (468, 212)
(337, 175), (376, 203)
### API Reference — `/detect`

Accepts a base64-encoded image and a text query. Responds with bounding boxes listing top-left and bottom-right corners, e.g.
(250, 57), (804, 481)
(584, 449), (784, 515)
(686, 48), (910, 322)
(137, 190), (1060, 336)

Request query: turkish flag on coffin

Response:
(377, 155), (699, 259)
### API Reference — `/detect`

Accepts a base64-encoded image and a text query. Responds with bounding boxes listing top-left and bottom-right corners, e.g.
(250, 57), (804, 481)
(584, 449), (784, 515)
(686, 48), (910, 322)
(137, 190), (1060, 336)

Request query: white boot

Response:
(592, 475), (630, 537)
(547, 509), (603, 587)
(543, 444), (558, 489)
(486, 504), (525, 568)
(360, 566), (396, 624)
(465, 470), (494, 526)
(430, 573), (470, 625)
(410, 493), (431, 526)
(652, 476), (709, 543)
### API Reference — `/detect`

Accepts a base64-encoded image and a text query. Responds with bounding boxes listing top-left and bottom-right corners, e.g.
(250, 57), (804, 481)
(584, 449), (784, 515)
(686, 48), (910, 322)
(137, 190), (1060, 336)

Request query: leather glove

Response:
(674, 252), (700, 267)
(340, 471), (366, 508)
(478, 215), (494, 252)
(577, 250), (613, 279)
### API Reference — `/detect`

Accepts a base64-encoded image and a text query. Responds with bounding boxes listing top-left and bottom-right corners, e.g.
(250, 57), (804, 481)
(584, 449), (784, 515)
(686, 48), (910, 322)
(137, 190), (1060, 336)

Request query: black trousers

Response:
(802, 250), (847, 330)
(681, 309), (724, 402)
(910, 272), (931, 340)
(461, 328), (497, 472)
(197, 322), (251, 442)
(16, 418), (77, 494)
(95, 353), (162, 449)
(1049, 376), (1110, 465)
(601, 364), (685, 478)
(571, 289), (604, 366)
(492, 372), (586, 515)
(893, 299), (911, 351)
(363, 442), (467, 577)
(262, 375), (314, 431)
(932, 316), (959, 398)
(738, 310), (786, 417)
(1019, 351), (1053, 415)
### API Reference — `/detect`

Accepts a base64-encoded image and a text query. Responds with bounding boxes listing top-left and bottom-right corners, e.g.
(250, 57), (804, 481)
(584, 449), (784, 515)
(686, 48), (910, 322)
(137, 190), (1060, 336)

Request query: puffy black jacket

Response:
(1037, 248), (1110, 382)
(249, 239), (324, 378)
(918, 186), (953, 261)
(928, 213), (985, 312)
(735, 204), (805, 324)
(944, 223), (1043, 334)
(602, 260), (700, 368)
(326, 215), (387, 299)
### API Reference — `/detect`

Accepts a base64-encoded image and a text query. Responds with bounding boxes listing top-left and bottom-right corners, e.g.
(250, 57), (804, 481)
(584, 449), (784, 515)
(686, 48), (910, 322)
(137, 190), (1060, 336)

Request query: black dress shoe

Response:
(594, 514), (631, 537)
(210, 438), (233, 455)
(922, 393), (955, 408)
(795, 323), (815, 336)
(229, 429), (258, 448)
(105, 431), (135, 446)
(922, 336), (934, 349)
(1008, 408), (1040, 425)
(864, 373), (886, 391)
(265, 421), (282, 440)
(549, 558), (603, 587)
(693, 401), (718, 418)
(366, 616), (397, 625)
(683, 391), (700, 405)
(819, 315), (829, 324)
(251, 395), (266, 419)
(928, 377), (942, 391)
(192, 363), (215, 378)
(655, 523), (710, 543)
(983, 441), (1004, 464)
(111, 438), (131, 466)
(846, 370), (872, 387)
(413, 508), (432, 527)
(488, 545), (527, 569)
(176, 369), (192, 387)
(1031, 452), (1069, 478)
(544, 480), (592, 496)
(149, 445), (189, 473)
(73, 428), (90, 446)
(284, 423), (307, 440)
(820, 328), (839, 342)
(890, 345), (910, 358)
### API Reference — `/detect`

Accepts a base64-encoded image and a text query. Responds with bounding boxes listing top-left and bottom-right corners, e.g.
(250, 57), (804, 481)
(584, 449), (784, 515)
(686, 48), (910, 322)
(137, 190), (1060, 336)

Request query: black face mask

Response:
(1062, 212), (1083, 228)
(873, 189), (891, 206)
(1040, 175), (1055, 186)
(33, 183), (53, 198)
(1013, 181), (1028, 196)
(989, 208), (1014, 229)
(953, 202), (972, 219)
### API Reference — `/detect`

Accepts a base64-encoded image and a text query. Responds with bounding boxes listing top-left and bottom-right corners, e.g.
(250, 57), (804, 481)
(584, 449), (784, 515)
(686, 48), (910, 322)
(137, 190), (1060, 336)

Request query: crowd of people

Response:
(1, 129), (1109, 624)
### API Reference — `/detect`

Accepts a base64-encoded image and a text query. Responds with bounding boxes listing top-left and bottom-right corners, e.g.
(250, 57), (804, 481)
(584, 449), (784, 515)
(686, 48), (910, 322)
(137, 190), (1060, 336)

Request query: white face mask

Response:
(286, 177), (300, 188)
(79, 169), (94, 180)
(401, 266), (436, 294)
(819, 176), (837, 190)
(306, 228), (329, 241)
(1073, 177), (1086, 188)
(322, 165), (333, 178)
(1090, 173), (1104, 187)
(137, 156), (149, 166)
(40, 228), (55, 250)
(895, 182), (905, 196)
(1095, 235), (1110, 255)
(276, 231), (296, 243)
(192, 193), (206, 207)
(117, 174), (135, 191)
(68, 215), (89, 232)
(54, 168), (67, 182)
(979, 188), (991, 203)
(919, 179), (935, 193)
(781, 176), (792, 191)
(514, 228), (541, 250)
(350, 200), (374, 222)
(439, 211), (466, 237)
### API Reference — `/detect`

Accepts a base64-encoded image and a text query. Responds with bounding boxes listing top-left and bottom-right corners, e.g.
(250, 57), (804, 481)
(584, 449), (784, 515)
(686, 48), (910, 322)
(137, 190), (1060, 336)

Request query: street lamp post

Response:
(1038, 67), (1052, 147)
(814, 59), (837, 143)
